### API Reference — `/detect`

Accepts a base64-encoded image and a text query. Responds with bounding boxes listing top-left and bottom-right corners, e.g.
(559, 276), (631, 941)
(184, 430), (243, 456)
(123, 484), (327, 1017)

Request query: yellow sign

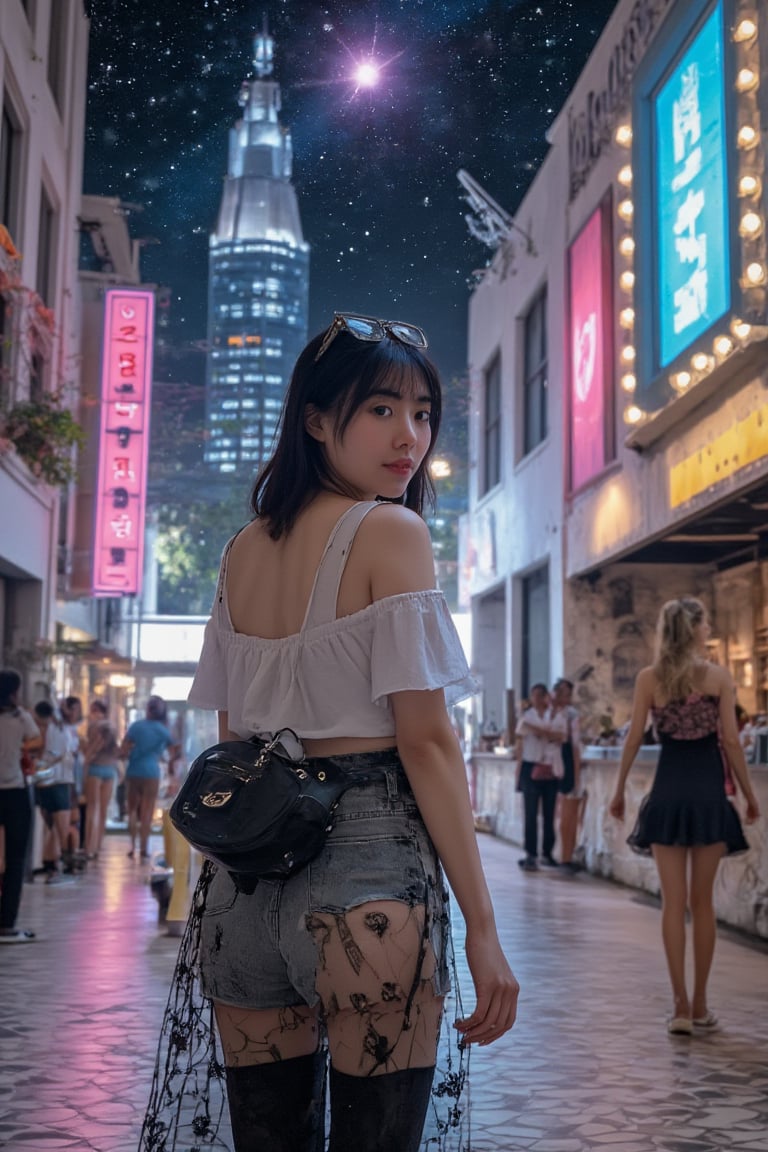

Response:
(669, 404), (768, 507)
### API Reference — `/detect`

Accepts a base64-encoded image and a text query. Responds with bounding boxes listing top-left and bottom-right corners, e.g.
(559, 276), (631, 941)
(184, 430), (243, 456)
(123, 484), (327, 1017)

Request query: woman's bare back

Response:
(224, 494), (394, 756)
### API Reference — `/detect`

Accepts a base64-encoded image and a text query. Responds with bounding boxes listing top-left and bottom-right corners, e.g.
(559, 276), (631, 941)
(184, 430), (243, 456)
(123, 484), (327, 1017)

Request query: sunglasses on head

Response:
(314, 312), (429, 362)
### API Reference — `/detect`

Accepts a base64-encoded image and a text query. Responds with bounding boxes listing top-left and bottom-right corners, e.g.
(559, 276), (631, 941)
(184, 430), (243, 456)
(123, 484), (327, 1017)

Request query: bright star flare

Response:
(355, 61), (380, 87)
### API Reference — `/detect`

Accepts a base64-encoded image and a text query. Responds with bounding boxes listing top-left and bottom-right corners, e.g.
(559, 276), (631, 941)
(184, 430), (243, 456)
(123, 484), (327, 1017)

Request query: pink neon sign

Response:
(92, 289), (154, 596)
(568, 201), (613, 492)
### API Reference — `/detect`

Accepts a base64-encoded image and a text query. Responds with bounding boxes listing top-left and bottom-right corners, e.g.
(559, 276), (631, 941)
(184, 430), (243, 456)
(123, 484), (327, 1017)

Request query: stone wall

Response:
(472, 749), (768, 939)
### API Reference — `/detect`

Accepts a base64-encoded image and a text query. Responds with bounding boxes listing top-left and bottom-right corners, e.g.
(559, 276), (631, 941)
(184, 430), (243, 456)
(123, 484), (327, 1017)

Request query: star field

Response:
(84, 0), (618, 383)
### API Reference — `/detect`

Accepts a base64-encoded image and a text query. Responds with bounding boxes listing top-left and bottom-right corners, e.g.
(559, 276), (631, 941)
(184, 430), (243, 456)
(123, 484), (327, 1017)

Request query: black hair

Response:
(34, 700), (55, 720)
(147, 695), (167, 722)
(0, 669), (21, 710)
(64, 695), (82, 710)
(530, 682), (549, 695)
(251, 326), (443, 539)
(90, 699), (108, 716)
(554, 678), (574, 692)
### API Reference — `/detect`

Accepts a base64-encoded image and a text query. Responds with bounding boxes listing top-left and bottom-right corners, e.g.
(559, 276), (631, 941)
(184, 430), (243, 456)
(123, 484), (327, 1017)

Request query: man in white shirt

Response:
(515, 684), (566, 872)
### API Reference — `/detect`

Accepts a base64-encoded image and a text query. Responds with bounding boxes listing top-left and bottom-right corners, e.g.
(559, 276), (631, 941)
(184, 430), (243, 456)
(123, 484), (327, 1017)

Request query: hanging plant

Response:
(0, 390), (84, 485)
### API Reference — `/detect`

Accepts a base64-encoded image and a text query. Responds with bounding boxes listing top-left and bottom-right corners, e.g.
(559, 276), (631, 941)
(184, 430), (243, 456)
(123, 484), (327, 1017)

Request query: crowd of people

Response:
(0, 681), (179, 942)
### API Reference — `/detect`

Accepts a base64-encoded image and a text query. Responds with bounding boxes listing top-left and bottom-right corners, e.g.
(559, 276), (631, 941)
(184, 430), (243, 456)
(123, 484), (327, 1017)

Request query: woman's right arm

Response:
(609, 667), (654, 820)
(717, 669), (760, 822)
(368, 505), (518, 1045)
(392, 688), (519, 1046)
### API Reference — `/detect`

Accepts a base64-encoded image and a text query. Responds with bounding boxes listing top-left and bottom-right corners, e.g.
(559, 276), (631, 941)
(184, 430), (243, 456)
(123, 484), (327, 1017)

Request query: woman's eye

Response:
(416, 410), (432, 422)
(372, 405), (392, 416)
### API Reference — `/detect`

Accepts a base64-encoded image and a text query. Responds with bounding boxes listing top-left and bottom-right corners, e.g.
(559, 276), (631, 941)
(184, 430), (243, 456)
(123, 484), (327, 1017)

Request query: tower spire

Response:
(253, 13), (273, 78)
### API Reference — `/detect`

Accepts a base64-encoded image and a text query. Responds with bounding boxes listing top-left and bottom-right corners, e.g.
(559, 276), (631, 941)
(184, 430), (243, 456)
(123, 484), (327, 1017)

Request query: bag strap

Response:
(302, 501), (381, 630)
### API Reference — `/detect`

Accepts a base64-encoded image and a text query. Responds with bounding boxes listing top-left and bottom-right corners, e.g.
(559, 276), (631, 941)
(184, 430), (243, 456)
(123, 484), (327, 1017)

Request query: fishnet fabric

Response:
(138, 862), (471, 1150)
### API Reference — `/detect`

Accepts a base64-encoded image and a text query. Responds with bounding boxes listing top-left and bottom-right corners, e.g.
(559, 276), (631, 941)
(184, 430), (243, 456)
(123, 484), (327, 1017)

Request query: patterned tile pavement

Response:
(0, 832), (766, 1151)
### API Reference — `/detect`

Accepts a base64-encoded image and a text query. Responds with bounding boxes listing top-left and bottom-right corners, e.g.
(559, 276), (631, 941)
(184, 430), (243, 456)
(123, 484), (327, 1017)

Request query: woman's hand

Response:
(609, 790), (625, 820)
(745, 794), (760, 823)
(454, 931), (520, 1046)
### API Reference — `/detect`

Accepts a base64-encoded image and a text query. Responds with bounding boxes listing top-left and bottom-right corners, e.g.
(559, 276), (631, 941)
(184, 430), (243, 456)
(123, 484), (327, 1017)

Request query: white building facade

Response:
(463, 0), (768, 739)
(462, 0), (768, 935)
(0, 0), (89, 695)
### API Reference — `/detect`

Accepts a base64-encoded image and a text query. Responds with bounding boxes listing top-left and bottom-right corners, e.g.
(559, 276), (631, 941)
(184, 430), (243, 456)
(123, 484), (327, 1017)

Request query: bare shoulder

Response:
(359, 504), (436, 599)
(227, 518), (268, 563)
(707, 661), (733, 693)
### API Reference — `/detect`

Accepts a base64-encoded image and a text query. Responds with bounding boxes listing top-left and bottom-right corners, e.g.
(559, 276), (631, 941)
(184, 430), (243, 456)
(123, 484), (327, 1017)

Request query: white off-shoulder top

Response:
(187, 501), (476, 740)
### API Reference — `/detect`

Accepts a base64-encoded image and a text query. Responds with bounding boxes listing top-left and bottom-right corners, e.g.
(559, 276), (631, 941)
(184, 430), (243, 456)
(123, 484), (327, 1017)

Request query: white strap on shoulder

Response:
(302, 501), (380, 630)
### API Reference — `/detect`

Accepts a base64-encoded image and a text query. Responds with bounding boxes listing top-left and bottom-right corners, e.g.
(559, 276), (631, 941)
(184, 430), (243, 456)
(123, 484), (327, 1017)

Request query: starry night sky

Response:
(84, 0), (618, 385)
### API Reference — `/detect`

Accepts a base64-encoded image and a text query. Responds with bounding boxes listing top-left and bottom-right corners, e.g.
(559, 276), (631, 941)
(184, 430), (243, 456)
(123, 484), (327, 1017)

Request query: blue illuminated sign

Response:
(655, 2), (729, 368)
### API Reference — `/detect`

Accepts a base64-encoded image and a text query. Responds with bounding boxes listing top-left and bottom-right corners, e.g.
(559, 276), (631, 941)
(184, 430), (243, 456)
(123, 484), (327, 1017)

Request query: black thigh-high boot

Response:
(225, 1051), (326, 1152)
(328, 1065), (435, 1152)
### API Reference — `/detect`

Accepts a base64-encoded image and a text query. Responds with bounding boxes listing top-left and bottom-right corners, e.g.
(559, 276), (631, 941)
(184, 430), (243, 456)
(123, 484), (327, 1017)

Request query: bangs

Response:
(335, 339), (442, 436)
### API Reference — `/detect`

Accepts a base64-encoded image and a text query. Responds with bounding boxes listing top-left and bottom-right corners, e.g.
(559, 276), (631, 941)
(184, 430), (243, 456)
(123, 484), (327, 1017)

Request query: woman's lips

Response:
(383, 461), (414, 476)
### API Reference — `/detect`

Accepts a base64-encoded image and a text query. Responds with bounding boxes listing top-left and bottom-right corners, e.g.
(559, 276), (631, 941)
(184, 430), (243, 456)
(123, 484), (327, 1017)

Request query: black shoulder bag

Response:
(169, 729), (351, 893)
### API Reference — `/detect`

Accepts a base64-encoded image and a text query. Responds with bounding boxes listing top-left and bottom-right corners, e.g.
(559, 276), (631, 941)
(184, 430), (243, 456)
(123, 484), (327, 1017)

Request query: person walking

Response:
(120, 695), (178, 861)
(610, 596), (760, 1034)
(0, 670), (40, 941)
(83, 699), (120, 860)
(552, 678), (584, 874)
(140, 312), (519, 1152)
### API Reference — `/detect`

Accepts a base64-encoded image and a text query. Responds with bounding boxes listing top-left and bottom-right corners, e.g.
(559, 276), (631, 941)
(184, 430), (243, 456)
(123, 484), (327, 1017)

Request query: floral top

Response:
(651, 693), (720, 741)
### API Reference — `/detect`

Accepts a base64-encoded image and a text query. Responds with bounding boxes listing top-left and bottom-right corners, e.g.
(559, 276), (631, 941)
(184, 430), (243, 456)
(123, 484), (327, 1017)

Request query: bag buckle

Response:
(201, 790), (234, 808)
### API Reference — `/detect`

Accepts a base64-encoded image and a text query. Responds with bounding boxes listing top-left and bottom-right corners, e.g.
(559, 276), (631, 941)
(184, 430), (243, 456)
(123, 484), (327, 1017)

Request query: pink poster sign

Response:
(568, 204), (610, 491)
(92, 289), (154, 596)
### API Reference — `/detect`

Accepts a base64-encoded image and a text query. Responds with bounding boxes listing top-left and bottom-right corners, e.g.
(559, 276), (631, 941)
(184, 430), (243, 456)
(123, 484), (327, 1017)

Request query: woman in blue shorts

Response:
(83, 699), (120, 860)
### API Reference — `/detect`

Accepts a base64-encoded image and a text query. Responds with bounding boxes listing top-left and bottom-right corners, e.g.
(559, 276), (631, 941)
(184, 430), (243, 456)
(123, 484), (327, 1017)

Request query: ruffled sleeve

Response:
(370, 590), (477, 707)
(187, 616), (229, 711)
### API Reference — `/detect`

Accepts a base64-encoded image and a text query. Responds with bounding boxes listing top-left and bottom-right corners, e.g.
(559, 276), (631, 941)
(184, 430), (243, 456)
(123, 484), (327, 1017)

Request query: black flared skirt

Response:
(628, 734), (749, 857)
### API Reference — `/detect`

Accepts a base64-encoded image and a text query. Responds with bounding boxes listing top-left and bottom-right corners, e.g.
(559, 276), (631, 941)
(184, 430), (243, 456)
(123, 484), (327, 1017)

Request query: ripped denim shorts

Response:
(198, 748), (451, 1010)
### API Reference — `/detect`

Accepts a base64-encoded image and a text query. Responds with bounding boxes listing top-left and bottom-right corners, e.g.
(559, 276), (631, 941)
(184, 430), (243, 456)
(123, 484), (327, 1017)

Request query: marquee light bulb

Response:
(624, 404), (643, 425)
(615, 124), (633, 147)
(713, 334), (733, 357)
(745, 260), (767, 285)
(620, 269), (635, 292)
(619, 235), (635, 257)
(620, 373), (636, 393)
(617, 164), (633, 187)
(739, 210), (763, 237)
(733, 18), (758, 43)
(673, 371), (691, 391)
(691, 352), (711, 372)
(736, 68), (759, 93)
(620, 307), (635, 328)
(737, 125), (759, 150)
(731, 317), (752, 339)
(739, 174), (762, 198)
(617, 198), (634, 221)
(621, 344), (636, 364)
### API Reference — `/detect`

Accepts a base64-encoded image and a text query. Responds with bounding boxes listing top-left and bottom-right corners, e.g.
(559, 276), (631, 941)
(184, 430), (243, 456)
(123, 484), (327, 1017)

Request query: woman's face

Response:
(314, 376), (433, 501)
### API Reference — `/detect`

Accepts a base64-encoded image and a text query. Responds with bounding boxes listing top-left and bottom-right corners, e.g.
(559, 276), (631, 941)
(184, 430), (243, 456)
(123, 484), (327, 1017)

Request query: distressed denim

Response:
(199, 749), (451, 1010)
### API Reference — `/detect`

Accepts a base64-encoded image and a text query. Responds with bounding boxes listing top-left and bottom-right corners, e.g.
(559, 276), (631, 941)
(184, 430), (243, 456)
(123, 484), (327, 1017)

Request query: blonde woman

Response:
(610, 597), (759, 1035)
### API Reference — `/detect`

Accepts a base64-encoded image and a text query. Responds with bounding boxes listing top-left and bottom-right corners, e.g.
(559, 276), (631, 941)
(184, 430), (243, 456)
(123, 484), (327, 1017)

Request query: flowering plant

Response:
(0, 390), (84, 485)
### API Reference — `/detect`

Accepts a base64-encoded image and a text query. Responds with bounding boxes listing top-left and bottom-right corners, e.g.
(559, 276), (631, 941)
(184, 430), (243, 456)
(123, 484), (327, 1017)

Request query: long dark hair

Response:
(251, 326), (443, 539)
(0, 669), (21, 711)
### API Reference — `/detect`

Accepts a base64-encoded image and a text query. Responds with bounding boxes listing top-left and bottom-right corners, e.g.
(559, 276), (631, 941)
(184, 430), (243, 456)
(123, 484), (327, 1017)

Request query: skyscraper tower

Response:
(205, 29), (309, 477)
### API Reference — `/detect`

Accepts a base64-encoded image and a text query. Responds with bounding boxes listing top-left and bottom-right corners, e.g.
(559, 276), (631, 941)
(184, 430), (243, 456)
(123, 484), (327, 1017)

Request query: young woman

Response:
(30, 701), (77, 884)
(610, 597), (760, 1035)
(83, 699), (120, 860)
(0, 671), (39, 941)
(142, 314), (519, 1152)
